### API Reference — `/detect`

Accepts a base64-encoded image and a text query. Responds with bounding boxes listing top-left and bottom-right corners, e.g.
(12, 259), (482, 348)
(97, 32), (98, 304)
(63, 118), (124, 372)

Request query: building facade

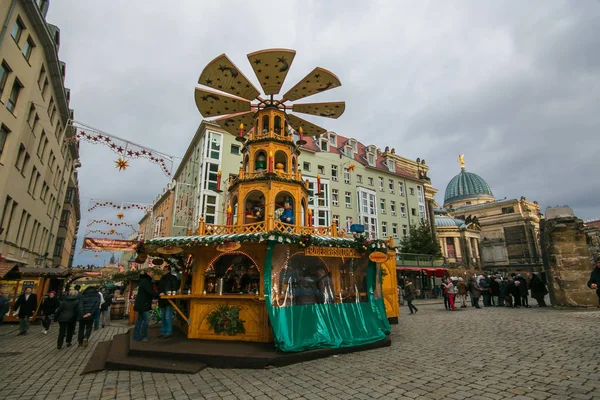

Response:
(0, 0), (80, 270)
(434, 208), (481, 267)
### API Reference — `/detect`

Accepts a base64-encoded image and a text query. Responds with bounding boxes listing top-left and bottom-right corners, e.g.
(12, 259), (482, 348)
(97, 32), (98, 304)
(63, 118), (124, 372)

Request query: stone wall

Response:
(541, 215), (596, 306)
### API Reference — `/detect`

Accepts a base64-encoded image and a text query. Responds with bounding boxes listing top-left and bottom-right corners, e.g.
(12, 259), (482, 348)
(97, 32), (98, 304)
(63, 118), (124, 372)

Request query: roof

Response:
(435, 215), (467, 228)
(444, 170), (494, 204)
(17, 267), (69, 276)
(0, 262), (17, 279)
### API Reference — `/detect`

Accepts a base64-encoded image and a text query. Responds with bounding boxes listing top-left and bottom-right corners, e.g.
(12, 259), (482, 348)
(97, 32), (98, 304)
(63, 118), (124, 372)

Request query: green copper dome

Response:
(444, 170), (494, 205)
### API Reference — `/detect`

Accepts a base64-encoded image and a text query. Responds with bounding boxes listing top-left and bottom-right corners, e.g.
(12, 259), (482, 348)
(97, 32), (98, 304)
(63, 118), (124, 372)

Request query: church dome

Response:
(444, 170), (494, 206)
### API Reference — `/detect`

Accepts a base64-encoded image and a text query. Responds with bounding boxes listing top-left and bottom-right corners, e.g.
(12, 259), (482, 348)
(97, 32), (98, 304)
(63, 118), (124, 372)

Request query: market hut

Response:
(138, 49), (399, 352)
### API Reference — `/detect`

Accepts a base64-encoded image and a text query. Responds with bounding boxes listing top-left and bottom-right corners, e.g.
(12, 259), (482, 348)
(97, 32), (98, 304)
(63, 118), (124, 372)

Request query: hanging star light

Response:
(109, 229), (116, 234)
(117, 213), (125, 220)
(114, 157), (129, 171)
(347, 163), (356, 172)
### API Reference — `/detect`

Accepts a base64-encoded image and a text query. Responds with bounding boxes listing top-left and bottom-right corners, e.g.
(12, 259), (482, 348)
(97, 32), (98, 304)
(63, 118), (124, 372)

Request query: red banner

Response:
(82, 238), (138, 252)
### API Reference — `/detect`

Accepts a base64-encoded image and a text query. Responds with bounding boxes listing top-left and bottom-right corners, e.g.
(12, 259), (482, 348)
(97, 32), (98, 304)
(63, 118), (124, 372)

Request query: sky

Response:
(46, 0), (600, 266)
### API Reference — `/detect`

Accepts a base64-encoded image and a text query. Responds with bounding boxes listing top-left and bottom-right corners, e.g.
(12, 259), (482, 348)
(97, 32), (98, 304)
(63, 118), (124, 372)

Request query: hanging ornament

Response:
(347, 163), (356, 172)
(109, 229), (116, 234)
(114, 157), (129, 171)
(117, 213), (125, 220)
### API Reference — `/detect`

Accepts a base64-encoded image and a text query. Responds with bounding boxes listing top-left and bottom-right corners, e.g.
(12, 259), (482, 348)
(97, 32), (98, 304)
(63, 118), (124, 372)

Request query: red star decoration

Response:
(97, 135), (103, 140)
(117, 146), (124, 153)
(127, 150), (134, 157)
(141, 150), (147, 155)
(105, 137), (111, 142)
(134, 151), (140, 157)
(110, 143), (117, 149)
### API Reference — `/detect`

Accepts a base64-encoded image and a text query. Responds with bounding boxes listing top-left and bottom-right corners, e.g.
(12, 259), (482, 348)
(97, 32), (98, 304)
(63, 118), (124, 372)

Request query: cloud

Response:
(46, 0), (600, 264)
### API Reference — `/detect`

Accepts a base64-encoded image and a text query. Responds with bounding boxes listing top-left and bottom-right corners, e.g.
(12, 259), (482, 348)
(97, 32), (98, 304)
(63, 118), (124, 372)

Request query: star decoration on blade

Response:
(114, 157), (129, 171)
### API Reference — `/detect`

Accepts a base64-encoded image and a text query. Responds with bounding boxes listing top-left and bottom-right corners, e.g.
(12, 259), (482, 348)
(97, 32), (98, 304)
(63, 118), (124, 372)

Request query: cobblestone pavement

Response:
(0, 304), (599, 400)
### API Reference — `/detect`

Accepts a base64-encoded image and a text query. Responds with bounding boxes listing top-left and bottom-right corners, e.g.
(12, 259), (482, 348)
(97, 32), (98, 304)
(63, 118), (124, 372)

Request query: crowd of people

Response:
(8, 284), (113, 349)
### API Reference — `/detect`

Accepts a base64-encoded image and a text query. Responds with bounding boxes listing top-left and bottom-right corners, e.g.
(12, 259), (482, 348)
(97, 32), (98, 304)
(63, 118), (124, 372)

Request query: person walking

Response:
(93, 290), (105, 330)
(100, 290), (113, 328)
(40, 291), (60, 334)
(491, 275), (501, 306)
(456, 278), (468, 308)
(77, 286), (100, 347)
(470, 277), (482, 308)
(480, 276), (491, 307)
(54, 290), (80, 349)
(528, 273), (548, 307)
(516, 274), (530, 308)
(403, 279), (418, 315)
(587, 256), (600, 307)
(133, 271), (158, 342)
(446, 278), (456, 311)
(158, 265), (178, 338)
(13, 287), (37, 335)
(441, 281), (449, 310)
(0, 292), (9, 326)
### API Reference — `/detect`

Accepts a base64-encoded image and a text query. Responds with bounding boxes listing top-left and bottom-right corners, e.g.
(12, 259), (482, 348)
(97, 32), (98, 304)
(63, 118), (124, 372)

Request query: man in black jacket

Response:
(134, 271), (158, 342)
(40, 291), (60, 334)
(54, 290), (80, 349)
(157, 266), (178, 339)
(77, 286), (100, 347)
(13, 287), (38, 335)
(588, 257), (600, 307)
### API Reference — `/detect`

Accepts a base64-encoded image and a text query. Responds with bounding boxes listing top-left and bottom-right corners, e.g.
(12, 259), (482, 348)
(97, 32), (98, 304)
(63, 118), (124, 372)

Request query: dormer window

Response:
(345, 146), (354, 158)
(320, 139), (328, 152)
(351, 140), (357, 152)
(368, 145), (376, 153)
(387, 159), (395, 172)
(329, 133), (336, 146)
(367, 153), (375, 166)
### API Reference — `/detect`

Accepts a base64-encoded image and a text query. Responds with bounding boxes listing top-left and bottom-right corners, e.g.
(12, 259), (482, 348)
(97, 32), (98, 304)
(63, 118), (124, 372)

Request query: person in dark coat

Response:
(500, 277), (510, 307)
(133, 272), (158, 342)
(490, 275), (501, 306)
(13, 287), (38, 335)
(40, 291), (60, 334)
(587, 257), (600, 307)
(528, 273), (548, 307)
(0, 292), (9, 326)
(54, 290), (80, 349)
(403, 279), (418, 314)
(516, 274), (530, 307)
(480, 277), (491, 307)
(509, 278), (521, 308)
(157, 265), (178, 339)
(77, 286), (100, 347)
(470, 277), (482, 309)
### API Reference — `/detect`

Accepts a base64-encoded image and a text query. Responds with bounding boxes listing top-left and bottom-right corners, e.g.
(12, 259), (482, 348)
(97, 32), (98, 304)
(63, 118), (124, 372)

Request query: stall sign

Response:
(304, 246), (361, 258)
(216, 242), (241, 252)
(368, 252), (389, 263)
(83, 238), (138, 252)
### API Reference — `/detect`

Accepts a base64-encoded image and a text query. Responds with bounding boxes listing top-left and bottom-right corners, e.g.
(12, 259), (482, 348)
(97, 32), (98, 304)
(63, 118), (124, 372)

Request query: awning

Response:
(17, 267), (69, 277)
(396, 266), (447, 278)
(0, 262), (17, 279)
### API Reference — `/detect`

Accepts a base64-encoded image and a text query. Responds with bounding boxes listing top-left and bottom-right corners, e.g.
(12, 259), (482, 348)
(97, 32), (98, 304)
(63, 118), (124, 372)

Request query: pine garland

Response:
(207, 305), (246, 336)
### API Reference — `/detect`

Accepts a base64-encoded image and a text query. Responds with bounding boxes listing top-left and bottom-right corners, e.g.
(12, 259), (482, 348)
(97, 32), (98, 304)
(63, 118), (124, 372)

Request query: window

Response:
(37, 132), (48, 159)
(392, 223), (398, 238)
(400, 203), (406, 217)
(380, 199), (386, 213)
(0, 61), (11, 97)
(41, 77), (49, 98)
(345, 191), (351, 208)
(37, 65), (46, 88)
(465, 201), (472, 206)
(48, 150), (55, 169)
(230, 144), (240, 155)
(381, 222), (388, 237)
(368, 177), (374, 186)
(329, 133), (336, 146)
(332, 214), (340, 227)
(27, 167), (38, 195)
(59, 210), (70, 227)
(0, 124), (10, 157)
(357, 174), (363, 183)
(345, 146), (353, 158)
(32, 114), (39, 133)
(419, 205), (426, 220)
(387, 159), (395, 172)
(417, 185), (425, 202)
(317, 165), (325, 175)
(331, 189), (339, 206)
(48, 98), (54, 117)
(27, 104), (36, 126)
(40, 182), (47, 203)
(202, 194), (217, 224)
(22, 36), (35, 61)
(345, 216), (352, 231)
(390, 200), (396, 216)
(303, 161), (310, 171)
(379, 177), (384, 192)
(410, 187), (415, 195)
(7, 78), (23, 113)
(1, 197), (17, 242)
(206, 132), (221, 159)
(411, 208), (417, 216)
(11, 17), (25, 43)
(367, 153), (375, 166)
(320, 139), (328, 151)
(402, 224), (408, 237)
(398, 182), (404, 195)
(357, 188), (378, 238)
(344, 168), (350, 184)
(50, 105), (57, 124)
(502, 206), (515, 214)
(331, 165), (337, 181)
(15, 144), (25, 170)
(388, 179), (394, 193)
(53, 238), (64, 257)
(306, 177), (329, 209)
(316, 210), (329, 227)
(204, 163), (219, 190)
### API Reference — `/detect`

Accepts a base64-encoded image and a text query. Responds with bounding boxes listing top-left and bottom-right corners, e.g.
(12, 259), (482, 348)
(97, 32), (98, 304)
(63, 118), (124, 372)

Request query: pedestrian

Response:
(13, 287), (37, 335)
(510, 278), (521, 308)
(0, 292), (9, 326)
(466, 278), (475, 307)
(491, 275), (501, 306)
(528, 273), (548, 307)
(456, 277), (468, 308)
(100, 290), (113, 328)
(480, 276), (491, 307)
(54, 289), (80, 349)
(403, 279), (418, 315)
(133, 271), (158, 342)
(587, 256), (600, 307)
(77, 286), (100, 347)
(158, 265), (178, 338)
(93, 289), (105, 330)
(446, 278), (456, 311)
(470, 277), (482, 308)
(441, 280), (449, 310)
(516, 274), (530, 308)
(500, 277), (511, 307)
(40, 291), (60, 334)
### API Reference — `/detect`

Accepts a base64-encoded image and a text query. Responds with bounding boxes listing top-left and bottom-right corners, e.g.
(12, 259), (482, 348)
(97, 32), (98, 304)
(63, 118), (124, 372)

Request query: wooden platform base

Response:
(83, 325), (391, 374)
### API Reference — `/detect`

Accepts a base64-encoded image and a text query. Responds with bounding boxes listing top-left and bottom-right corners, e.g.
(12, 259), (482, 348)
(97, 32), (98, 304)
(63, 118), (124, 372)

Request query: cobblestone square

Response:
(0, 303), (598, 400)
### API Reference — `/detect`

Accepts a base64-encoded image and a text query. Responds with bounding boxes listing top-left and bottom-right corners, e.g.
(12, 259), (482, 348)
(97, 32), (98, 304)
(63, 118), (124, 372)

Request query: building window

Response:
(344, 168), (350, 184)
(204, 163), (219, 191)
(206, 132), (221, 159)
(411, 208), (417, 216)
(7, 78), (23, 114)
(378, 177), (384, 192)
(358, 188), (378, 239)
(345, 146), (353, 158)
(27, 104), (36, 127)
(59, 210), (70, 227)
(37, 65), (46, 88)
(502, 206), (515, 214)
(345, 216), (352, 231)
(0, 124), (10, 157)
(316, 210), (329, 227)
(303, 161), (310, 171)
(22, 36), (35, 61)
(368, 177), (374, 186)
(402, 224), (408, 237)
(345, 191), (351, 208)
(409, 187), (415, 195)
(40, 182), (47, 203)
(357, 174), (363, 183)
(331, 189), (339, 206)
(53, 238), (64, 257)
(392, 223), (398, 238)
(329, 133), (336, 146)
(388, 179), (394, 193)
(37, 131), (47, 159)
(381, 222), (388, 237)
(202, 195), (217, 224)
(400, 203), (406, 217)
(367, 153), (375, 166)
(11, 17), (25, 43)
(15, 144), (25, 170)
(317, 165), (325, 175)
(0, 61), (12, 97)
(320, 140), (328, 151)
(387, 159), (395, 172)
(419, 205), (426, 220)
(417, 185), (425, 202)
(230, 144), (240, 155)
(27, 167), (38, 195)
(380, 198), (386, 213)
(390, 200), (396, 216)
(41, 77), (49, 98)
(398, 182), (404, 195)
(331, 165), (337, 181)
(465, 201), (472, 206)
(332, 214), (340, 227)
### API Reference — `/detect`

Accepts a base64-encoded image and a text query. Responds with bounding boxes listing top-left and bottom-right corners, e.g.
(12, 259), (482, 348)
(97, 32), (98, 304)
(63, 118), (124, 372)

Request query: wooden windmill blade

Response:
(286, 114), (328, 137)
(282, 67), (342, 102)
(247, 48), (297, 96)
(214, 111), (255, 136)
(194, 88), (252, 118)
(198, 54), (261, 101)
(291, 101), (345, 119)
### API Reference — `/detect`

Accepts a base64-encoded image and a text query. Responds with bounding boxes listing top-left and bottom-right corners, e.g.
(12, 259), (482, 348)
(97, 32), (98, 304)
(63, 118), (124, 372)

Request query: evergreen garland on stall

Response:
(207, 305), (246, 336)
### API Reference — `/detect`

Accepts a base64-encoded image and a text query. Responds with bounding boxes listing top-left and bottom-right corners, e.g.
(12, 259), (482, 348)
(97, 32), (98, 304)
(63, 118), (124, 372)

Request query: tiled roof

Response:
(0, 262), (17, 279)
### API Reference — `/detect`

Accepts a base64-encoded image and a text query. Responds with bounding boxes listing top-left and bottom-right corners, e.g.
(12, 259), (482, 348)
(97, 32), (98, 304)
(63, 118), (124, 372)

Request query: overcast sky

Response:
(46, 0), (600, 266)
